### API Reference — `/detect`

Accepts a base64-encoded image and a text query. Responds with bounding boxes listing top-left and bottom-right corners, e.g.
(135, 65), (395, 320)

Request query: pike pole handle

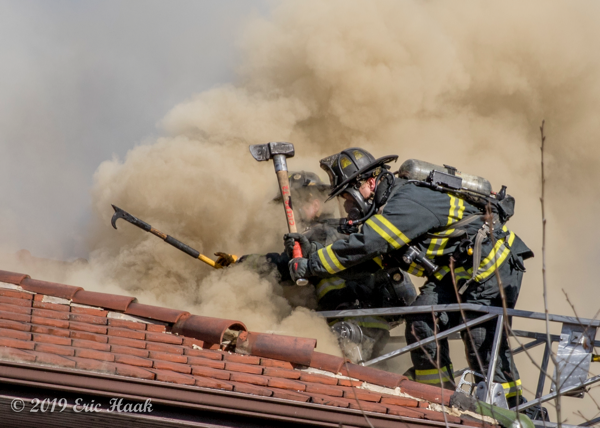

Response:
(111, 205), (219, 269)
(275, 170), (309, 286)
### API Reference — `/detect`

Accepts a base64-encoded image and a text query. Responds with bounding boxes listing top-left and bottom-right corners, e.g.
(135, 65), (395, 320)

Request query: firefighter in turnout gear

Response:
(276, 171), (407, 363)
(288, 148), (533, 408)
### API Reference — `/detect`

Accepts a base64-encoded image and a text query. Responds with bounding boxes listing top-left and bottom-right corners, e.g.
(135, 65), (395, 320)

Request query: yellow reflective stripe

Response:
(407, 262), (425, 277)
(502, 379), (522, 398)
(317, 245), (345, 274)
(434, 266), (451, 281)
(366, 214), (410, 249)
(327, 246), (344, 272)
(316, 277), (346, 300)
(317, 248), (334, 274)
(415, 365), (453, 384)
(474, 231), (515, 282)
(373, 256), (384, 268)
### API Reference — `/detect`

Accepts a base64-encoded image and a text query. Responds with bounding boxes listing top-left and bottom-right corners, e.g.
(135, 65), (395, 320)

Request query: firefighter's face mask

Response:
(341, 188), (372, 220)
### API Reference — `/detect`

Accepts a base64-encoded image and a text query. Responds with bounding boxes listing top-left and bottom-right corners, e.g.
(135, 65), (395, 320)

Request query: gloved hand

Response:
(288, 257), (311, 283)
(284, 233), (317, 258)
(214, 252), (238, 268)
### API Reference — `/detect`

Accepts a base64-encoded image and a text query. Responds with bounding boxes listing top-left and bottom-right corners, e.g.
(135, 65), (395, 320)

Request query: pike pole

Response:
(110, 205), (220, 269)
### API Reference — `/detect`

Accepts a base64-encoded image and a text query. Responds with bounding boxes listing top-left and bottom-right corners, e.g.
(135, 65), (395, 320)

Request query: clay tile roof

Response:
(0, 269), (495, 427)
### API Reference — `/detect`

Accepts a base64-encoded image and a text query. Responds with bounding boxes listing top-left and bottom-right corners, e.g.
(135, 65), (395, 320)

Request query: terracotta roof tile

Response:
(183, 347), (222, 360)
(299, 371), (339, 385)
(229, 371), (268, 386)
(0, 318), (32, 331)
(145, 331), (182, 345)
(71, 339), (111, 351)
(0, 346), (36, 362)
(70, 330), (108, 343)
(0, 295), (33, 307)
(114, 353), (153, 368)
(34, 342), (74, 356)
(262, 367), (301, 380)
(0, 270), (477, 426)
(224, 361), (263, 375)
(191, 366), (231, 381)
(229, 381), (272, 397)
(20, 278), (81, 299)
(308, 392), (350, 408)
(107, 327), (146, 340)
(385, 403), (426, 418)
(0, 327), (32, 341)
(148, 351), (186, 363)
(70, 321), (107, 334)
(150, 368), (195, 385)
(31, 324), (69, 337)
(270, 387), (310, 402)
(69, 313), (107, 325)
(0, 288), (34, 300)
(31, 316), (68, 329)
(301, 382), (344, 397)
(267, 377), (306, 391)
(110, 345), (149, 358)
(259, 357), (294, 369)
(195, 375), (234, 391)
(113, 363), (155, 380)
(71, 290), (135, 312)
(0, 270), (30, 285)
(380, 395), (420, 407)
(32, 333), (71, 346)
(30, 351), (77, 368)
(187, 356), (225, 370)
(0, 337), (35, 350)
(0, 310), (31, 323)
(107, 318), (147, 330)
(145, 341), (184, 354)
(70, 305), (108, 317)
(32, 300), (69, 312)
(349, 400), (388, 413)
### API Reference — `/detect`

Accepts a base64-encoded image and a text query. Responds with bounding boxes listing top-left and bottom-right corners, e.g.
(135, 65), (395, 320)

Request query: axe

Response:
(111, 205), (220, 269)
(249, 142), (308, 286)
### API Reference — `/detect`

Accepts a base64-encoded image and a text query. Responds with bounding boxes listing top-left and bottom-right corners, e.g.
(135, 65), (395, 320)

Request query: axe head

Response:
(249, 142), (295, 161)
(111, 204), (126, 229)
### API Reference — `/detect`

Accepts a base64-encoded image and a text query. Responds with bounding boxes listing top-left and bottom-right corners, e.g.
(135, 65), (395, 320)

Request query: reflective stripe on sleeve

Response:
(316, 277), (346, 300)
(317, 245), (345, 275)
(474, 230), (515, 282)
(415, 365), (453, 385)
(366, 214), (410, 250)
(427, 195), (465, 256)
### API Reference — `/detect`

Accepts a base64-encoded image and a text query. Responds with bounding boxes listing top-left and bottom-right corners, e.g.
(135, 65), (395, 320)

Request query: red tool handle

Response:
(292, 241), (303, 259)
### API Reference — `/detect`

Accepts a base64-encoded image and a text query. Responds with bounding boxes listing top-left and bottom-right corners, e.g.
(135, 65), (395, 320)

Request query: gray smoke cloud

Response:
(3, 0), (600, 419)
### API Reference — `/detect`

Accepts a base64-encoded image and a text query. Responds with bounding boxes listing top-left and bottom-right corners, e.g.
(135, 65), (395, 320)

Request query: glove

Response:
(284, 233), (316, 258)
(288, 257), (311, 283)
(214, 252), (238, 268)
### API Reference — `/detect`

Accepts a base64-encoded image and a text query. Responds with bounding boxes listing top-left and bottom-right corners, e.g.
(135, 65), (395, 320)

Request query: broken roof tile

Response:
(235, 331), (315, 366)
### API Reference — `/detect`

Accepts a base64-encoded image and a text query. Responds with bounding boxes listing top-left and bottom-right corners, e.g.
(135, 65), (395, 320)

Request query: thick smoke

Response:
(4, 0), (600, 419)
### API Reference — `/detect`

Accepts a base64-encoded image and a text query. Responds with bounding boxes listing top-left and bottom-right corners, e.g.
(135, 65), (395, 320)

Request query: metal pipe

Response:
(511, 338), (545, 356)
(536, 343), (551, 399)
(317, 304), (600, 327)
(364, 313), (497, 366)
(486, 315), (504, 401)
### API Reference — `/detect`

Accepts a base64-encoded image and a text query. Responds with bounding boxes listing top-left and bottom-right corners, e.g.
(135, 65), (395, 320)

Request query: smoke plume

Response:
(4, 0), (600, 419)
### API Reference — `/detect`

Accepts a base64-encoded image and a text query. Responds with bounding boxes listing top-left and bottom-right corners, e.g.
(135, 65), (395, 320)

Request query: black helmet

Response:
(319, 148), (397, 198)
(319, 148), (397, 220)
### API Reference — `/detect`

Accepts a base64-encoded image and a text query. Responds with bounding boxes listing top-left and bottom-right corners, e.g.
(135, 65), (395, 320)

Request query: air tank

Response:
(398, 159), (493, 195)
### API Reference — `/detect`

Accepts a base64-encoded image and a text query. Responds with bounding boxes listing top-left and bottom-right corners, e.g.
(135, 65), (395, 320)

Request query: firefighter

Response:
(218, 170), (406, 363)
(287, 147), (533, 408)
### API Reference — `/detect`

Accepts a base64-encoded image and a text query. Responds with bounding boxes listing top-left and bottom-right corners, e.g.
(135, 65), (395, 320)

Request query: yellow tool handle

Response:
(198, 254), (219, 268)
(592, 354), (600, 363)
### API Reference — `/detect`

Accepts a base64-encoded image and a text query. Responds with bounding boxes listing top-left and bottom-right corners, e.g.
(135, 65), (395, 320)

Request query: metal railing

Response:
(318, 304), (600, 415)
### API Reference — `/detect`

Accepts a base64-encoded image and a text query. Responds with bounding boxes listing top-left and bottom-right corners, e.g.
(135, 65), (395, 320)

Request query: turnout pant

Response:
(405, 254), (524, 406)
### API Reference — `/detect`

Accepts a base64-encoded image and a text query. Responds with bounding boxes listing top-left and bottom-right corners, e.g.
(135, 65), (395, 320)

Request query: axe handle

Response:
(276, 170), (308, 286)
